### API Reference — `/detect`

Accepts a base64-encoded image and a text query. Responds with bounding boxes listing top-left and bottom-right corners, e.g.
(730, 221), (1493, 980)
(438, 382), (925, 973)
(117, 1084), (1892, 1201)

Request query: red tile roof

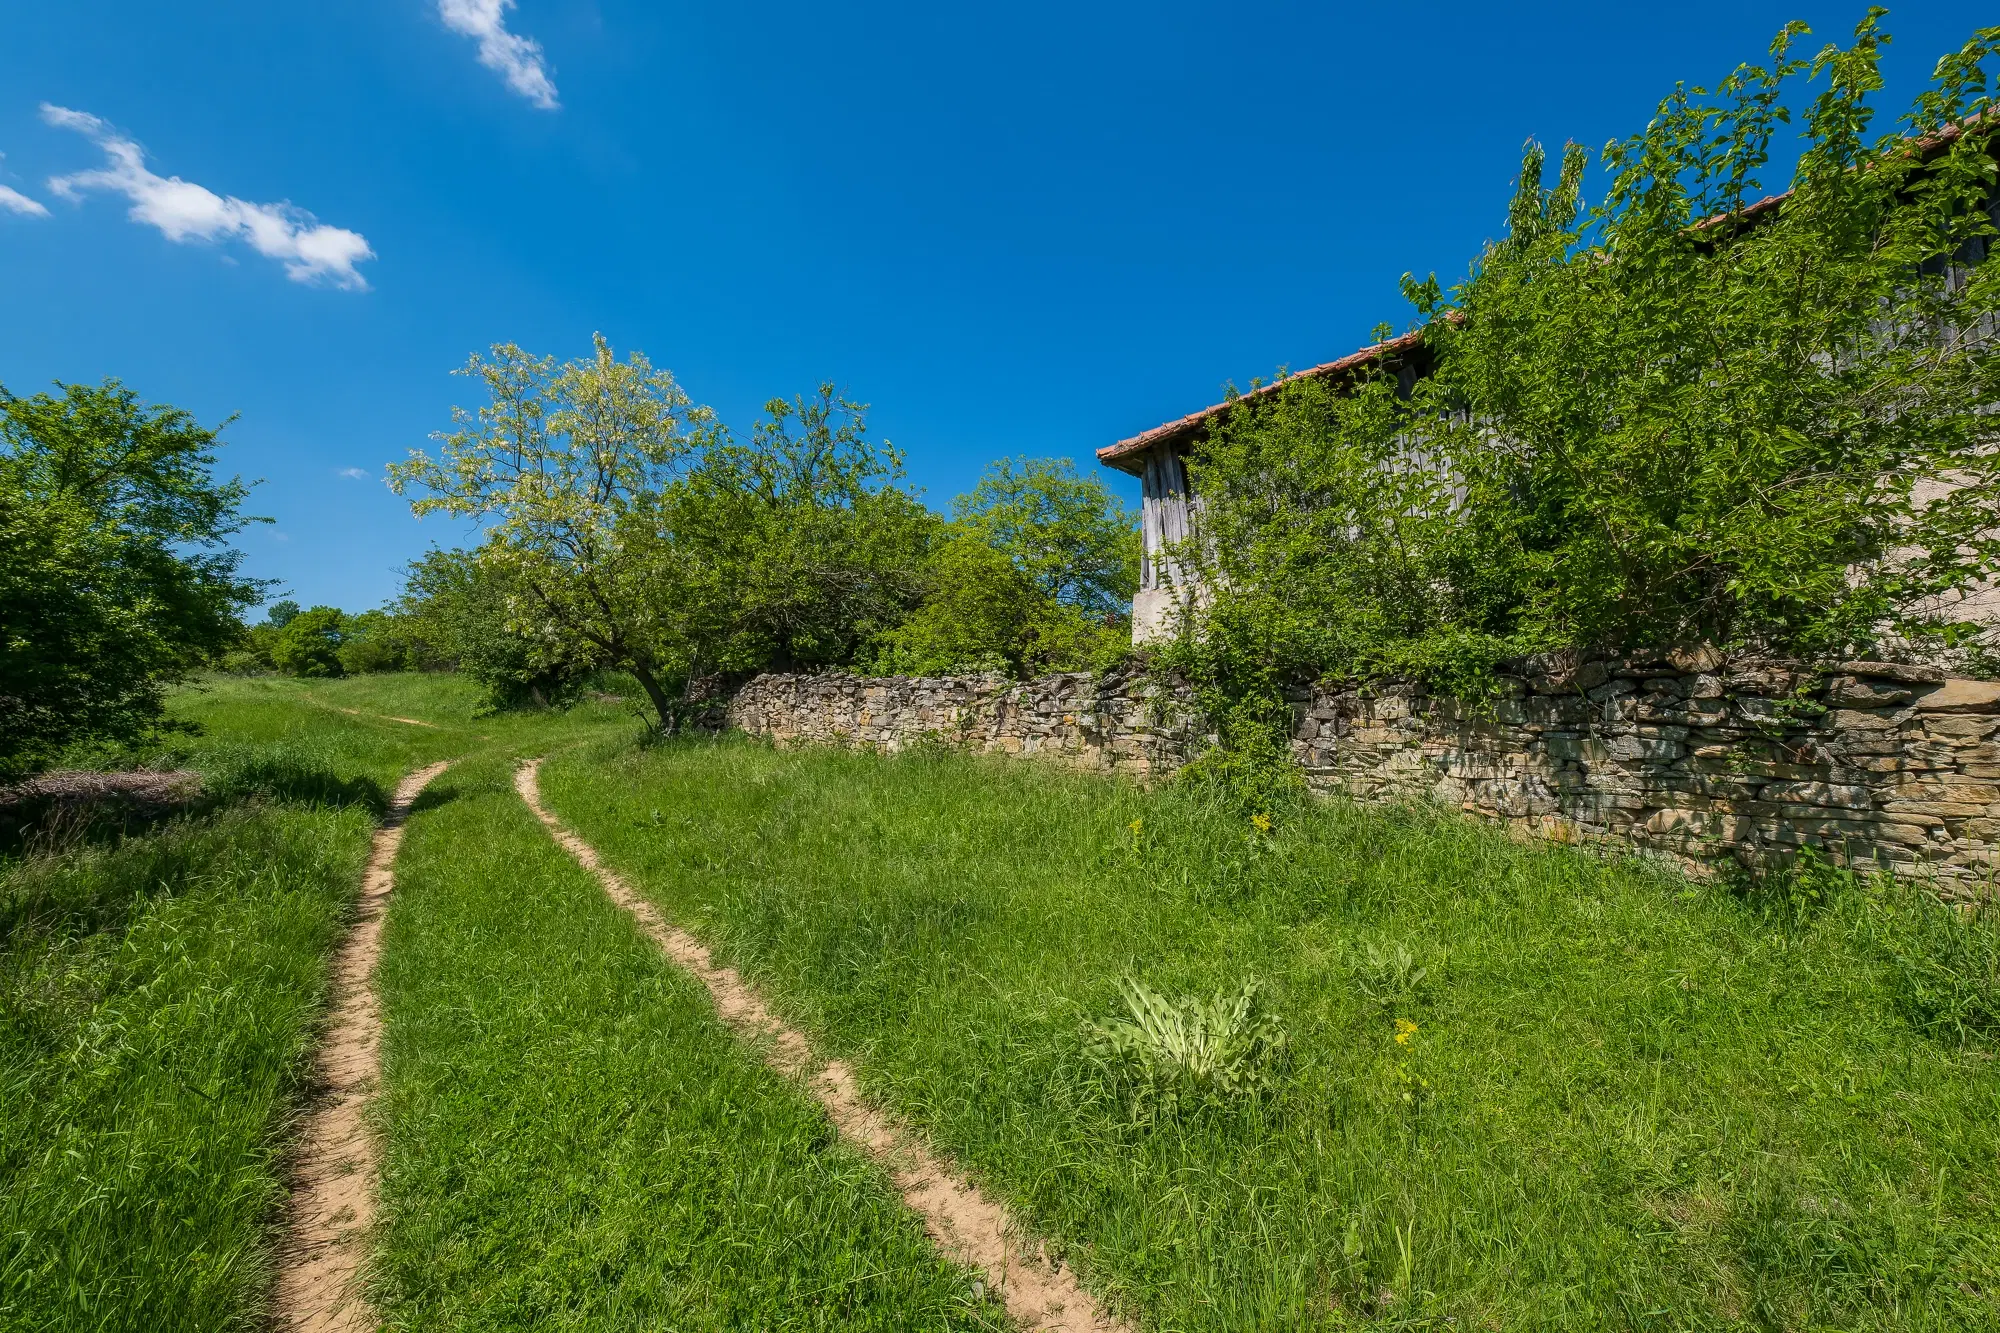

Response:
(1100, 116), (1998, 476)
(1097, 327), (1427, 473)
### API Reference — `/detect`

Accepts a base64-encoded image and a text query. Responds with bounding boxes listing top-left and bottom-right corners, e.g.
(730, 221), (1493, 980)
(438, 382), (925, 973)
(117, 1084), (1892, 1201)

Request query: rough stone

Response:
(1914, 678), (2000, 713)
(725, 659), (2000, 887)
(1825, 676), (1914, 707)
(1838, 660), (1949, 684)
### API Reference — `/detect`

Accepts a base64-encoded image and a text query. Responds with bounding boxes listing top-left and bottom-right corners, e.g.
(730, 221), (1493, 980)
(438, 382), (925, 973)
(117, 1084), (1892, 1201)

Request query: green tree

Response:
(335, 608), (432, 674)
(0, 379), (262, 774)
(1178, 16), (2000, 714)
(389, 335), (717, 729)
(953, 456), (1139, 616)
(865, 532), (1119, 677)
(1410, 16), (2000, 659)
(270, 606), (347, 677)
(264, 599), (301, 628)
(645, 386), (936, 684)
(397, 547), (596, 707)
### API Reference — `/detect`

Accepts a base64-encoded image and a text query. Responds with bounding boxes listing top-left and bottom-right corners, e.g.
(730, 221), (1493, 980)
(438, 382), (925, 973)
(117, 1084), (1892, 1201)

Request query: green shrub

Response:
(1166, 18), (2000, 781)
(269, 606), (346, 677)
(1346, 938), (1431, 1009)
(0, 380), (261, 775)
(865, 533), (1125, 677)
(218, 650), (266, 675)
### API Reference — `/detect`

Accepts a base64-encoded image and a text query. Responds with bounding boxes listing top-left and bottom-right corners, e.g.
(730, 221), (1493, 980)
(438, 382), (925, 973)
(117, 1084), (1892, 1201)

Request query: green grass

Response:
(0, 802), (374, 1333)
(15, 671), (1999, 1331)
(372, 753), (996, 1330)
(542, 736), (2000, 1332)
(0, 674), (629, 1332)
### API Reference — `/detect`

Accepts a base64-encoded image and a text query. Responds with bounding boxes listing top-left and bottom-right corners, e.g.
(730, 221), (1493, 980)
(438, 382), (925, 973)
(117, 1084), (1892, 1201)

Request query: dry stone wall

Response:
(725, 655), (2000, 889)
(1295, 654), (2000, 889)
(722, 667), (1205, 780)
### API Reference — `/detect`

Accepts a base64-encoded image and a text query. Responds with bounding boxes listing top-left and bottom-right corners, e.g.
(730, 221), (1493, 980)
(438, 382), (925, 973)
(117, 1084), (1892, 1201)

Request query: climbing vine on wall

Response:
(1163, 14), (2000, 783)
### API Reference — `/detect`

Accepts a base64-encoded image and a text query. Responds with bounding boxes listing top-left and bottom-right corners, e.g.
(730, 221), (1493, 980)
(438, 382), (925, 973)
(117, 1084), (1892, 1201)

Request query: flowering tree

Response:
(388, 334), (717, 728)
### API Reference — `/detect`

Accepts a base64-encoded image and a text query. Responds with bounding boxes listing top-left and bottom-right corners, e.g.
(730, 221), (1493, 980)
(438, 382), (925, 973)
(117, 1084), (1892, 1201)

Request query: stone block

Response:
(1838, 660), (1947, 684)
(1826, 709), (1900, 731)
(1727, 666), (1799, 694)
(1924, 716), (2000, 740)
(1880, 800), (1988, 819)
(1762, 781), (1872, 809)
(1687, 673), (1724, 699)
(1668, 645), (1724, 672)
(1915, 678), (2000, 712)
(1826, 676), (1913, 707)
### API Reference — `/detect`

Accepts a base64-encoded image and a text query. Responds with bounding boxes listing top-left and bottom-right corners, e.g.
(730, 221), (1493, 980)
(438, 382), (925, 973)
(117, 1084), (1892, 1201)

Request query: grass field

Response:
(0, 675), (624, 1333)
(543, 735), (2000, 1332)
(9, 671), (1999, 1332)
(372, 752), (992, 1330)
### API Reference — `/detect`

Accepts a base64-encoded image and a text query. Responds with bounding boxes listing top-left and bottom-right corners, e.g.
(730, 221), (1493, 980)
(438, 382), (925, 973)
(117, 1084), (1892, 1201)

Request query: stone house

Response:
(1098, 120), (2000, 647)
(1095, 327), (1429, 644)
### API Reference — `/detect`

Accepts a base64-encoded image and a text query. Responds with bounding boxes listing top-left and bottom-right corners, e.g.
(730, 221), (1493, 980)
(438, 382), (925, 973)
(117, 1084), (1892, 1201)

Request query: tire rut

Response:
(271, 760), (451, 1333)
(515, 757), (1128, 1333)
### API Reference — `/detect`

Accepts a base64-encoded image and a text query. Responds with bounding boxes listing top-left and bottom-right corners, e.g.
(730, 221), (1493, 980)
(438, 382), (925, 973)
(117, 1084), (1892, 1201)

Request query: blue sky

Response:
(0, 2), (1985, 614)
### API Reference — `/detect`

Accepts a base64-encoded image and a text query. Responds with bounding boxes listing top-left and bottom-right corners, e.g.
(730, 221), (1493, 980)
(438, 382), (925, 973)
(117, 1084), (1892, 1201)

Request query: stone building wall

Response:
(725, 655), (2000, 888)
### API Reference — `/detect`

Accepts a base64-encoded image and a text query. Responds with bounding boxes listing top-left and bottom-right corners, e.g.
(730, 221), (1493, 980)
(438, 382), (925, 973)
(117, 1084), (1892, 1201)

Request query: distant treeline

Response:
(224, 362), (1140, 721)
(1, 349), (1137, 775)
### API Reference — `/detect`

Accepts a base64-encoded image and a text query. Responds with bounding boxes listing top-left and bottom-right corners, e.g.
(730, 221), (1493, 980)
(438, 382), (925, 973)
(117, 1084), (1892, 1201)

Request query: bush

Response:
(864, 534), (1124, 678)
(398, 548), (595, 709)
(334, 609), (430, 675)
(269, 607), (346, 677)
(218, 650), (266, 676)
(1167, 17), (2000, 784)
(1085, 975), (1288, 1119)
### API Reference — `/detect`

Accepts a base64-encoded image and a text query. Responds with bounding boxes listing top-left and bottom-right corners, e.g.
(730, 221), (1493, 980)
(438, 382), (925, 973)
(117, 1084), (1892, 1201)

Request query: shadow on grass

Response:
(201, 755), (387, 818)
(0, 752), (386, 868)
(405, 780), (464, 819)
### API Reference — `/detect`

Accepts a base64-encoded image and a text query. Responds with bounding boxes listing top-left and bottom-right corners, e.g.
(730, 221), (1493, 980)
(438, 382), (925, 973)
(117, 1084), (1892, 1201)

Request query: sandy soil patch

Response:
(271, 760), (450, 1333)
(332, 707), (441, 729)
(515, 757), (1126, 1333)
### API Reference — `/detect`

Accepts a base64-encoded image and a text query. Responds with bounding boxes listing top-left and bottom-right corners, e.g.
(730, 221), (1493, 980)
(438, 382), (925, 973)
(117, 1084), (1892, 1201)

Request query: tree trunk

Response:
(627, 663), (678, 733)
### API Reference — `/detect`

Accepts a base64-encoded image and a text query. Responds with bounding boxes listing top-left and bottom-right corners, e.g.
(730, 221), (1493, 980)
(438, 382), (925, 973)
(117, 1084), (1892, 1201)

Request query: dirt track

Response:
(515, 757), (1126, 1333)
(271, 761), (450, 1333)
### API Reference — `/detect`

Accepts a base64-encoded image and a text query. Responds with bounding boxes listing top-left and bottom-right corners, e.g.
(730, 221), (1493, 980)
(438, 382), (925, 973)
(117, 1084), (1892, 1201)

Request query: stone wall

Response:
(722, 667), (1205, 781)
(725, 655), (2000, 888)
(1293, 654), (2000, 888)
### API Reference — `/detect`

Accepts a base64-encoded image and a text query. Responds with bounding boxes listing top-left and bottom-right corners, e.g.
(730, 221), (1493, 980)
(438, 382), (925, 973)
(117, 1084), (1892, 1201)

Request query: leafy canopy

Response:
(389, 334), (716, 726)
(0, 379), (262, 774)
(1173, 15), (2000, 732)
(269, 606), (348, 678)
(952, 456), (1139, 616)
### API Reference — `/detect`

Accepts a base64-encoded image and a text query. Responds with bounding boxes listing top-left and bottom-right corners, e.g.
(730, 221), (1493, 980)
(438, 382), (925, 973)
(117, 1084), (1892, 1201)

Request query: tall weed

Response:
(1086, 975), (1288, 1118)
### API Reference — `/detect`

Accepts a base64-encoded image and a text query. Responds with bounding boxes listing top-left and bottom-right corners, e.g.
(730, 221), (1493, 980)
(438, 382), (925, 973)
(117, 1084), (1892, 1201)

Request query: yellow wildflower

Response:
(1250, 812), (1273, 834)
(1394, 1018), (1419, 1046)
(1128, 817), (1143, 835)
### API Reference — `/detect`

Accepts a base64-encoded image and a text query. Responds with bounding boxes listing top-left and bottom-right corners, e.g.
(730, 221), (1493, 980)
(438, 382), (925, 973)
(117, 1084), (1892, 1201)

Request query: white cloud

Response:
(40, 104), (375, 290)
(0, 184), (47, 217)
(438, 0), (559, 109)
(337, 466), (371, 480)
(0, 154), (48, 217)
